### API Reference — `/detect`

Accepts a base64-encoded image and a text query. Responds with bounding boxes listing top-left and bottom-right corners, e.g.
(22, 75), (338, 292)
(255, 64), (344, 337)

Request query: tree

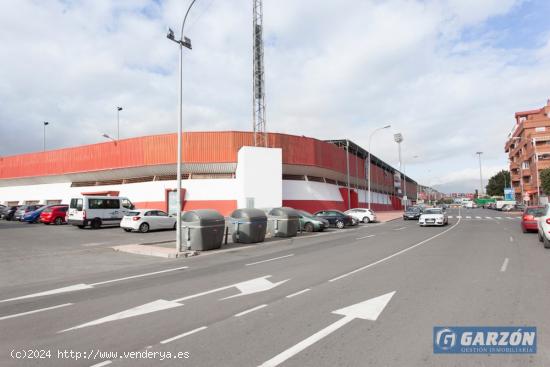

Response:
(539, 168), (550, 195)
(485, 170), (511, 197)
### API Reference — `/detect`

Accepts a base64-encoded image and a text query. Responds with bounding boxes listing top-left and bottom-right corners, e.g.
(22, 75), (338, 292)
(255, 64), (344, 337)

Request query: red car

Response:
(521, 206), (545, 233)
(40, 205), (69, 225)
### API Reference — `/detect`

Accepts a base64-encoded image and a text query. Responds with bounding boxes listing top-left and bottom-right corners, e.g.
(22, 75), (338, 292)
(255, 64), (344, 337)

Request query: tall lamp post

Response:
(116, 107), (123, 141)
(167, 0), (196, 253)
(43, 121), (50, 152)
(476, 151), (483, 198)
(393, 133), (405, 210)
(367, 124), (391, 210)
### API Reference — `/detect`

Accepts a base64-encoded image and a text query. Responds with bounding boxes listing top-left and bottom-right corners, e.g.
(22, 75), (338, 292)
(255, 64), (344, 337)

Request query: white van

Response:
(68, 196), (135, 229)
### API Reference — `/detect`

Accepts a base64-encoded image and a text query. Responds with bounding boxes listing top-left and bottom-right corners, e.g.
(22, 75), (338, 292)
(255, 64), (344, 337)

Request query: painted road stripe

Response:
(356, 234), (375, 240)
(90, 266), (189, 286)
(500, 258), (509, 272)
(160, 326), (208, 344)
(90, 361), (112, 367)
(0, 303), (72, 321)
(510, 236), (514, 242)
(245, 254), (294, 266)
(286, 289), (311, 299)
(466, 216), (471, 219)
(234, 304), (268, 317)
(475, 216), (482, 219)
(393, 226), (407, 231)
(329, 216), (462, 282)
(485, 216), (492, 219)
(456, 216), (462, 219)
(448, 216), (453, 219)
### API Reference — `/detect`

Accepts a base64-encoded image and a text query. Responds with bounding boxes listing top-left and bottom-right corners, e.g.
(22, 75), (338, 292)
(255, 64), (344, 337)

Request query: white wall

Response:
(236, 147), (282, 208)
(283, 180), (343, 201)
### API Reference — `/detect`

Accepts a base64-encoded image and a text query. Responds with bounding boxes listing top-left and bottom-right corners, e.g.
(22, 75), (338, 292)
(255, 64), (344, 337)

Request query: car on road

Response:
(520, 206), (545, 233)
(419, 208), (448, 226)
(22, 205), (53, 223)
(344, 208), (377, 223)
(297, 210), (329, 232)
(40, 205), (69, 225)
(537, 205), (550, 249)
(68, 195), (135, 229)
(313, 210), (354, 229)
(1, 205), (21, 221)
(120, 209), (176, 233)
(403, 206), (422, 220)
(14, 204), (43, 221)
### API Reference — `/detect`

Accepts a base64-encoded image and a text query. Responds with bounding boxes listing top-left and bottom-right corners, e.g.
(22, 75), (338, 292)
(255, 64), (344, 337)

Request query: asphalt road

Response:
(1, 208), (549, 366)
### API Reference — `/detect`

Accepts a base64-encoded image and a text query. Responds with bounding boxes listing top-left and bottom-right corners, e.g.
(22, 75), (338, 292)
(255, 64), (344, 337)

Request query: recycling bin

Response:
(268, 207), (300, 238)
(181, 209), (225, 251)
(230, 208), (268, 244)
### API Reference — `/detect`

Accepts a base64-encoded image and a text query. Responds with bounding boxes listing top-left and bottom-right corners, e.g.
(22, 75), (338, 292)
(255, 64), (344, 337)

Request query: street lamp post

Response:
(43, 121), (49, 152)
(476, 151), (483, 197)
(167, 0), (196, 253)
(532, 138), (541, 205)
(367, 124), (391, 210)
(393, 133), (405, 210)
(116, 107), (123, 141)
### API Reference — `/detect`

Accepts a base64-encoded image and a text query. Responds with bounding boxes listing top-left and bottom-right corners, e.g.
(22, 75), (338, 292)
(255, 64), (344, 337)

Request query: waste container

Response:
(268, 207), (300, 238)
(181, 209), (225, 251)
(230, 208), (267, 244)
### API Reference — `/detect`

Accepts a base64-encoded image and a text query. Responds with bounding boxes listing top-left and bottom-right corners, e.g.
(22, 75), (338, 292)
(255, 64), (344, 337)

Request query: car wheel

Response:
(538, 231), (544, 242)
(91, 219), (101, 229)
(139, 223), (150, 233)
(173, 222), (177, 230)
(304, 222), (314, 232)
(54, 217), (63, 225)
(363, 216), (370, 223)
(123, 228), (132, 232)
(336, 220), (345, 229)
(77, 225), (86, 229)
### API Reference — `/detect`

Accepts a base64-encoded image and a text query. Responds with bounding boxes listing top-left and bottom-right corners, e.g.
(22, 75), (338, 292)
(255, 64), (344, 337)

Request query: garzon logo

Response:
(433, 327), (537, 354)
(435, 328), (456, 350)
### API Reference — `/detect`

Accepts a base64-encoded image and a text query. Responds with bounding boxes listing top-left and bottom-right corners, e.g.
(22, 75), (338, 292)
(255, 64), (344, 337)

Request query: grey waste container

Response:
(230, 208), (267, 244)
(268, 207), (300, 238)
(181, 209), (225, 251)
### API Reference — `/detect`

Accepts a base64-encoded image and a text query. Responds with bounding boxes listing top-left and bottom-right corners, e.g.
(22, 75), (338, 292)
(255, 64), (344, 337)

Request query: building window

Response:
(522, 161), (530, 169)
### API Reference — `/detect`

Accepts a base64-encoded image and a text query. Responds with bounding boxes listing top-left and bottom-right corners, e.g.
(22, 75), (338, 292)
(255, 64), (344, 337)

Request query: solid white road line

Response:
(90, 361), (112, 367)
(510, 236), (514, 242)
(393, 226), (407, 231)
(286, 289), (311, 298)
(234, 304), (268, 317)
(500, 258), (509, 272)
(0, 303), (72, 321)
(245, 254), (294, 266)
(329, 217), (461, 282)
(356, 234), (375, 240)
(160, 326), (208, 344)
(90, 266), (189, 286)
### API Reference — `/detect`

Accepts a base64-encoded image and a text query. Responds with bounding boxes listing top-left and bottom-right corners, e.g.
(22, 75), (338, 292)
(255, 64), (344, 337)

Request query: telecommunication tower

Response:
(252, 0), (267, 147)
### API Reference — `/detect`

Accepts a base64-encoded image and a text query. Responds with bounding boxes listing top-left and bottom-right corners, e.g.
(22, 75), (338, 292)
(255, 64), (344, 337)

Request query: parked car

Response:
(14, 204), (43, 221)
(297, 210), (329, 232)
(313, 210), (354, 229)
(403, 206), (422, 220)
(344, 208), (377, 223)
(120, 209), (176, 233)
(537, 205), (550, 249)
(40, 205), (69, 225)
(22, 205), (53, 223)
(520, 206), (545, 233)
(68, 196), (135, 229)
(419, 208), (448, 227)
(2, 205), (21, 220)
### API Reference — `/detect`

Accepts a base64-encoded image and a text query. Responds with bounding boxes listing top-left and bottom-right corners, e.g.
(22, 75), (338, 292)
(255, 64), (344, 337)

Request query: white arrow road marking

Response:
(259, 292), (395, 367)
(0, 303), (73, 321)
(60, 300), (182, 333)
(0, 266), (189, 303)
(61, 276), (289, 332)
(245, 254), (294, 266)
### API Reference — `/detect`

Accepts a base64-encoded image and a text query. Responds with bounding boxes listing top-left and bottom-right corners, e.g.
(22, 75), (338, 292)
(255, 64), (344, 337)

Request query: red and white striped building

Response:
(0, 131), (417, 215)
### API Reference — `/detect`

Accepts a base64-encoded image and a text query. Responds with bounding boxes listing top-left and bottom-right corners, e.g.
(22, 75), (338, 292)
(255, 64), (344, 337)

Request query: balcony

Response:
(521, 168), (532, 177)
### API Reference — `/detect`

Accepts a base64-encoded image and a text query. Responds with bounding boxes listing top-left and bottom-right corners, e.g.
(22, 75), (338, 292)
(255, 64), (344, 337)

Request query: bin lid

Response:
(230, 208), (267, 221)
(182, 209), (225, 225)
(268, 207), (300, 219)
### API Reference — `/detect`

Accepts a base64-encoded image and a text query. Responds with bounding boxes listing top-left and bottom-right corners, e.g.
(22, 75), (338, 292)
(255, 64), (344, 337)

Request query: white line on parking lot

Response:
(160, 326), (208, 344)
(234, 304), (268, 317)
(245, 254), (294, 266)
(500, 258), (509, 272)
(286, 289), (311, 298)
(329, 217), (461, 282)
(393, 227), (407, 231)
(356, 234), (375, 240)
(0, 303), (72, 321)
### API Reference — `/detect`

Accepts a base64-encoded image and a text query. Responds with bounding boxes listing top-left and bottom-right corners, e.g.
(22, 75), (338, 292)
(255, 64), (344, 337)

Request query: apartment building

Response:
(505, 100), (550, 204)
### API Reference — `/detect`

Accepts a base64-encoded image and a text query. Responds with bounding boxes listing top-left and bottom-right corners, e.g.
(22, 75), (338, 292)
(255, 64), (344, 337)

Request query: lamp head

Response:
(167, 28), (175, 41)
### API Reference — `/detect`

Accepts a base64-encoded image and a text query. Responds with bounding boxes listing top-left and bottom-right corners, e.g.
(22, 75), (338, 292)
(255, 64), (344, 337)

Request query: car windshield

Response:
(127, 211), (141, 216)
(526, 207), (545, 217)
(424, 209), (442, 214)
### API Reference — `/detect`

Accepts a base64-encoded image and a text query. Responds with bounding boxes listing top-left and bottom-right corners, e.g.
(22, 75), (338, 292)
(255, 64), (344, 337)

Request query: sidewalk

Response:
(376, 210), (402, 222)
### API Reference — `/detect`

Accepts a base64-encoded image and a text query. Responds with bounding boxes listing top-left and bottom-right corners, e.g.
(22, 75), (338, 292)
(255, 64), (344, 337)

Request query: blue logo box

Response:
(433, 327), (537, 354)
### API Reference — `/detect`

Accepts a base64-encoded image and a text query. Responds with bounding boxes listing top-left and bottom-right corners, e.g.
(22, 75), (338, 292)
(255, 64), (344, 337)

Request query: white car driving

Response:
(344, 208), (377, 223)
(419, 208), (448, 227)
(536, 205), (550, 249)
(121, 209), (176, 233)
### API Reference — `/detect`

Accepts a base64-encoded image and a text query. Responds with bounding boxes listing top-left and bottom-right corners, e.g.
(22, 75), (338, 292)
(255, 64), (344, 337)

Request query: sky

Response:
(0, 0), (549, 193)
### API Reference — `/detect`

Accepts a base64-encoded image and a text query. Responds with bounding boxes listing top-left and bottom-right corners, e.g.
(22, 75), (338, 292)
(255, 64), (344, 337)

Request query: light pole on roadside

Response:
(167, 0), (196, 253)
(43, 121), (50, 152)
(116, 107), (123, 141)
(393, 133), (405, 210)
(367, 124), (391, 210)
(102, 133), (117, 144)
(476, 151), (484, 198)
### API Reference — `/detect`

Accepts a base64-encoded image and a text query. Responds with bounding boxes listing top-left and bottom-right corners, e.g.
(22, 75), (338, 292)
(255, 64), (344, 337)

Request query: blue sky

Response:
(0, 0), (549, 193)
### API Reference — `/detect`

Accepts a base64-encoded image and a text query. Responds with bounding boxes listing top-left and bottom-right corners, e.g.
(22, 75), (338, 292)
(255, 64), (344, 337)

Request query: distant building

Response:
(504, 100), (550, 204)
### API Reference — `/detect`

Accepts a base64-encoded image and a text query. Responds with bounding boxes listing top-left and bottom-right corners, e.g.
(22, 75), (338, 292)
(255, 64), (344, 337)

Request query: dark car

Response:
(14, 205), (43, 221)
(2, 205), (22, 221)
(403, 207), (422, 220)
(313, 210), (354, 229)
(40, 205), (69, 225)
(521, 206), (545, 233)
